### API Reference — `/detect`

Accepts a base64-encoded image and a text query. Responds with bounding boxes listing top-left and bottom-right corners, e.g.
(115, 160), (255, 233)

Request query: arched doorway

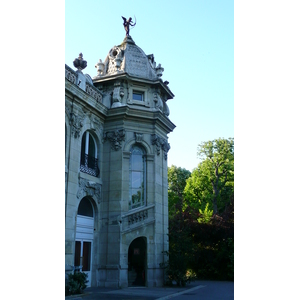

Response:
(75, 197), (94, 287)
(128, 237), (147, 286)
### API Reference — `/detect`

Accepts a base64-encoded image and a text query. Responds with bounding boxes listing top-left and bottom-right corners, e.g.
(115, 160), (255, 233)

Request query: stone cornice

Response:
(93, 72), (174, 100)
(105, 106), (176, 134)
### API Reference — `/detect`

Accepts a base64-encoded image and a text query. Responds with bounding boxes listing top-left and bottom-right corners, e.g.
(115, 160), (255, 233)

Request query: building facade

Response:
(65, 34), (175, 288)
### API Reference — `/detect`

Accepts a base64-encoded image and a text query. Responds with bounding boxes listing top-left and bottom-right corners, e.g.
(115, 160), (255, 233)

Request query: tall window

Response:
(80, 131), (99, 177)
(129, 145), (146, 210)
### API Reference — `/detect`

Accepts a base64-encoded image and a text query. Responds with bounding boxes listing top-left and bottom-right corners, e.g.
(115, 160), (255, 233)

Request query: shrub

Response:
(65, 271), (88, 296)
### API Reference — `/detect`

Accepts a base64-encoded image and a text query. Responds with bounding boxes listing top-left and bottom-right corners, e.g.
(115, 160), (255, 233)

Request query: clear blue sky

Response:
(65, 0), (234, 171)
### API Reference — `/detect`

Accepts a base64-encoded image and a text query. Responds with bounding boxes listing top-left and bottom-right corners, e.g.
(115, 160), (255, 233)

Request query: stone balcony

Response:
(121, 204), (155, 233)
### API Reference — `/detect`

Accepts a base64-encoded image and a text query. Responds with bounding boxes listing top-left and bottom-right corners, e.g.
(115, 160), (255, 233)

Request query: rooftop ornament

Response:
(122, 16), (136, 36)
(73, 53), (87, 72)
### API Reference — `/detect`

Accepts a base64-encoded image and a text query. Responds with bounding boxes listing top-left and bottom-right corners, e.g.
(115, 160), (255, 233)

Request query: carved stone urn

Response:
(73, 53), (87, 71)
(95, 59), (105, 76)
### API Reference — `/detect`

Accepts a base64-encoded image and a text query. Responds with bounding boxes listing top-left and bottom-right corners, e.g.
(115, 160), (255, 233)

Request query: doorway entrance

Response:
(128, 237), (147, 286)
(75, 197), (94, 287)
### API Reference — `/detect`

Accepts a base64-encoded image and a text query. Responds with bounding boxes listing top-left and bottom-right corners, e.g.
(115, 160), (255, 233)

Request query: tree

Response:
(163, 165), (193, 286)
(185, 138), (234, 215)
(168, 165), (191, 217)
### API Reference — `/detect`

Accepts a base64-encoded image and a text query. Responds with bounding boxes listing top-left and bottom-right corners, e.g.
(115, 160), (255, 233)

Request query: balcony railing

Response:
(80, 154), (99, 177)
(121, 204), (155, 232)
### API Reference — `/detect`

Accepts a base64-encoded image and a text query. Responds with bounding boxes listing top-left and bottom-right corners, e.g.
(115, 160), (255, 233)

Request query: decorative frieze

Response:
(65, 64), (77, 84)
(151, 134), (170, 160)
(77, 177), (102, 204)
(104, 129), (126, 151)
(86, 82), (103, 103)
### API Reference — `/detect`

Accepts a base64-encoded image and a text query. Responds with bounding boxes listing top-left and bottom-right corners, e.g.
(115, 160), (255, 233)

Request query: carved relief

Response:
(104, 129), (126, 151)
(77, 177), (102, 204)
(151, 134), (170, 160)
(151, 134), (161, 156)
(69, 112), (83, 139)
(90, 115), (103, 139)
(112, 82), (124, 107)
(105, 46), (124, 75)
(153, 92), (163, 111)
(163, 101), (170, 117)
(86, 82), (103, 103)
(161, 139), (171, 160)
(134, 132), (144, 143)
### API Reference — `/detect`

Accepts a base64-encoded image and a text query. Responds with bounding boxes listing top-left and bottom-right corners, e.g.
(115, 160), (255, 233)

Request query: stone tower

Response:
(65, 34), (175, 288)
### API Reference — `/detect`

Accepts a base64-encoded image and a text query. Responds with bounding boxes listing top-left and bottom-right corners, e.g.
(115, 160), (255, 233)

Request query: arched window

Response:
(80, 131), (99, 177)
(78, 197), (94, 217)
(129, 145), (146, 210)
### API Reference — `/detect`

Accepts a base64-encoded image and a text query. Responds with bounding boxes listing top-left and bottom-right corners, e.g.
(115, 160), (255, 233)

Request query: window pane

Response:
(74, 241), (81, 267)
(129, 145), (146, 210)
(81, 133), (86, 164)
(133, 91), (143, 101)
(88, 135), (95, 157)
(82, 242), (91, 271)
(131, 188), (143, 207)
(131, 154), (143, 170)
(131, 171), (143, 188)
(78, 198), (93, 217)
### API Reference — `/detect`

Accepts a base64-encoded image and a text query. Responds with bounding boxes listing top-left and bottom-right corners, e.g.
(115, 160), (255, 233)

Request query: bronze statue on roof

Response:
(122, 16), (136, 36)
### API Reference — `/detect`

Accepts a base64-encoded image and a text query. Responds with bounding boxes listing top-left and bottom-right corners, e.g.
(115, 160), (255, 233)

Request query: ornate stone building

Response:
(65, 34), (175, 288)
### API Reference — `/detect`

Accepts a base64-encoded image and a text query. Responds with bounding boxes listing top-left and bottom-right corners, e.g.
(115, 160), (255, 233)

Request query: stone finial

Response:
(155, 64), (164, 77)
(73, 53), (87, 71)
(95, 59), (105, 76)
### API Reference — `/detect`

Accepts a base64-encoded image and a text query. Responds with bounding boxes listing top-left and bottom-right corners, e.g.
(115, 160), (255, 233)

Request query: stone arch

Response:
(123, 136), (152, 154)
(128, 236), (147, 286)
(80, 129), (100, 177)
(75, 196), (99, 287)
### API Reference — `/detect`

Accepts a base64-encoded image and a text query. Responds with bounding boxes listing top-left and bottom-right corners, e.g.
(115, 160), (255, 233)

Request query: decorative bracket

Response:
(151, 134), (170, 160)
(134, 132), (144, 143)
(104, 129), (126, 151)
(77, 177), (102, 204)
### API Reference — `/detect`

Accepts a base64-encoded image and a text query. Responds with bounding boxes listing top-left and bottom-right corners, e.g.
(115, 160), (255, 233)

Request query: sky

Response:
(65, 0), (234, 171)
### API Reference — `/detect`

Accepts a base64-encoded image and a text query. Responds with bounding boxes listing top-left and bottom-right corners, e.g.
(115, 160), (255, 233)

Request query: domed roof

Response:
(94, 36), (164, 82)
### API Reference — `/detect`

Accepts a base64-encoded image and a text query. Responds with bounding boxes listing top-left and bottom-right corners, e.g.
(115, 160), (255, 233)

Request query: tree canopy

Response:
(185, 138), (234, 215)
(164, 138), (234, 283)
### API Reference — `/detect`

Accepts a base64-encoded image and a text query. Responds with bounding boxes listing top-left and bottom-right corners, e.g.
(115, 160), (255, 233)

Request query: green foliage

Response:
(198, 203), (213, 223)
(160, 251), (191, 287)
(185, 138), (234, 215)
(168, 165), (191, 217)
(65, 271), (88, 296)
(164, 139), (234, 284)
